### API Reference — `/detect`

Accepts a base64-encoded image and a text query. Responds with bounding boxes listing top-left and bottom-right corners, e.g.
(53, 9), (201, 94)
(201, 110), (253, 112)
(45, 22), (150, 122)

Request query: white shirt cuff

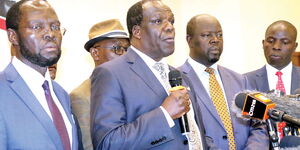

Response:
(160, 106), (175, 127)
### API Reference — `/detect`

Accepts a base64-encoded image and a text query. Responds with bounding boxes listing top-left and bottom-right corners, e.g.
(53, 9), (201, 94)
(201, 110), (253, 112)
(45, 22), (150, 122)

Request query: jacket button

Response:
(183, 140), (188, 145)
(223, 136), (227, 140)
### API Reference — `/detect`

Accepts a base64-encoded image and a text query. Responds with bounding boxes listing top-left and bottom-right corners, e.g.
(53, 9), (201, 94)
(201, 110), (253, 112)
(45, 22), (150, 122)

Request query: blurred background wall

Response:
(1, 0), (300, 92)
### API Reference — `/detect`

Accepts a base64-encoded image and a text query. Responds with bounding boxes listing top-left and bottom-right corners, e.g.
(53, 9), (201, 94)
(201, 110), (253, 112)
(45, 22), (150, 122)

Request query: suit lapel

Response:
(5, 63), (63, 149)
(255, 66), (269, 92)
(125, 49), (168, 98)
(53, 82), (78, 150)
(181, 62), (224, 129)
(291, 65), (300, 94)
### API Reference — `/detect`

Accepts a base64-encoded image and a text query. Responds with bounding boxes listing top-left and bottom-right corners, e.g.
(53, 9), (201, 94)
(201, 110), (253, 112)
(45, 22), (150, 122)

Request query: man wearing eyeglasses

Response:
(0, 0), (81, 149)
(69, 19), (129, 150)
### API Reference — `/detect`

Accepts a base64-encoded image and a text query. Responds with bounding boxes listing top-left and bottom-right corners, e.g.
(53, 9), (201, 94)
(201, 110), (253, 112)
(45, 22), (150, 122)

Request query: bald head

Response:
(265, 20), (297, 41)
(186, 14), (223, 67)
(263, 20), (298, 70)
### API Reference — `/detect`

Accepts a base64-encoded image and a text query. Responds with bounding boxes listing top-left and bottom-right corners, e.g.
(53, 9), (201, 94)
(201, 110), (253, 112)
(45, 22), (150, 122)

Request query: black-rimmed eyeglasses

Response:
(93, 45), (128, 55)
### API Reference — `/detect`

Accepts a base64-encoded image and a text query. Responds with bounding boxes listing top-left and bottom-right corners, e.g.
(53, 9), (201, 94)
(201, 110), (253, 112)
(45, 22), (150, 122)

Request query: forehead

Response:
(142, 1), (173, 18)
(266, 24), (296, 40)
(19, 1), (59, 23)
(194, 17), (222, 33)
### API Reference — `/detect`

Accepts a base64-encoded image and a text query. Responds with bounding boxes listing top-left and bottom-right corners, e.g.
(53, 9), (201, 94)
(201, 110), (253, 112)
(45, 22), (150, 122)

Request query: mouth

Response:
(270, 54), (281, 60)
(163, 37), (175, 43)
(209, 47), (220, 54)
(43, 43), (58, 52)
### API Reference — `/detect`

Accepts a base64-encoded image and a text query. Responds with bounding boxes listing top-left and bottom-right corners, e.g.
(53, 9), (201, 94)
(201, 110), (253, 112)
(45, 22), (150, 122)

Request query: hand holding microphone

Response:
(161, 70), (190, 134)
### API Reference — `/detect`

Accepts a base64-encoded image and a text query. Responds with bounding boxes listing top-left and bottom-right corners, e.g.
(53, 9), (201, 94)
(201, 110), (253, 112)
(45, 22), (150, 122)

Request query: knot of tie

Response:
(276, 71), (283, 77)
(153, 62), (167, 79)
(42, 80), (50, 93)
(205, 67), (215, 75)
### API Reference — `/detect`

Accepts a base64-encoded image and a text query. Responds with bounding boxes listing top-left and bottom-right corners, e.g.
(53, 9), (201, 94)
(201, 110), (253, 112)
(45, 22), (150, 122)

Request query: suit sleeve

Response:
(243, 75), (270, 150)
(90, 66), (175, 150)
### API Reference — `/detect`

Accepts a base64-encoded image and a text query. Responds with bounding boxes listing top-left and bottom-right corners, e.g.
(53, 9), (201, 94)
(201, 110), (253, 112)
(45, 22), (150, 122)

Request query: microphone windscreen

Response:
(235, 92), (247, 109)
(168, 70), (182, 87)
(280, 136), (300, 149)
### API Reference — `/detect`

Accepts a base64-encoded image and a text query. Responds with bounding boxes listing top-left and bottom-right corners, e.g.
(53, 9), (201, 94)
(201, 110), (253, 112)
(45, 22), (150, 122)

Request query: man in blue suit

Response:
(90, 0), (208, 149)
(244, 20), (300, 95)
(0, 0), (80, 149)
(179, 14), (269, 150)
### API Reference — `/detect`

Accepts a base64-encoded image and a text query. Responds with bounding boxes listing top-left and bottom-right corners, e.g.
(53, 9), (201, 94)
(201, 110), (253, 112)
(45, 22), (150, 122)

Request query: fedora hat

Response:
(84, 19), (129, 51)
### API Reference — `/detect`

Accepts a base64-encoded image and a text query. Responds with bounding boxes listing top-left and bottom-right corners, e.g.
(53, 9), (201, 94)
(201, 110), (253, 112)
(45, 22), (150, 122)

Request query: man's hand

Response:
(161, 87), (190, 119)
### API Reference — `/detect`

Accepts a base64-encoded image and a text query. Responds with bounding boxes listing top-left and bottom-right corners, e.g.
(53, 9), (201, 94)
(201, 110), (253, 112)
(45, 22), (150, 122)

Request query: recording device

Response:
(168, 70), (190, 135)
(234, 91), (300, 127)
(279, 136), (300, 149)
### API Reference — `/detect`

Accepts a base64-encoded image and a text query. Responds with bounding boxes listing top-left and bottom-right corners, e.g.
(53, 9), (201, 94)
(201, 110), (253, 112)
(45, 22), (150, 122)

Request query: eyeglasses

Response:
(25, 24), (67, 36)
(93, 45), (128, 55)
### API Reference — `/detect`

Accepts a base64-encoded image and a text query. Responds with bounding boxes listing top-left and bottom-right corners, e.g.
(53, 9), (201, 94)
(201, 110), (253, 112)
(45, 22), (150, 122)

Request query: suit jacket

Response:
(0, 63), (80, 150)
(244, 65), (300, 94)
(90, 48), (208, 150)
(179, 61), (269, 150)
(70, 79), (93, 150)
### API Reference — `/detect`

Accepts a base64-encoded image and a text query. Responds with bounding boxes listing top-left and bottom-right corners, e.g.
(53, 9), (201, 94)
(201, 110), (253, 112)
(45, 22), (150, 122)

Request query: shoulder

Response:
(243, 66), (265, 77)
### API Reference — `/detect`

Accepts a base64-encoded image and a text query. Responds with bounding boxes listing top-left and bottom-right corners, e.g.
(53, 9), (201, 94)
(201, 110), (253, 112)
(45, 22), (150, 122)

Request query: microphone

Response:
(279, 136), (300, 149)
(168, 70), (190, 134)
(234, 91), (300, 127)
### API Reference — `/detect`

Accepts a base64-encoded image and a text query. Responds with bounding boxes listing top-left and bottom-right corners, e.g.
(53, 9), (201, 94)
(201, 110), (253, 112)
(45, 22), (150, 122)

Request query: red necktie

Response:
(42, 80), (71, 150)
(275, 71), (286, 95)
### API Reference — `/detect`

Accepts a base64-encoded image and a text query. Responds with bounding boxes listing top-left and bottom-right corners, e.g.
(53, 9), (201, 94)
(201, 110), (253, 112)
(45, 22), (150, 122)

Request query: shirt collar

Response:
(266, 62), (292, 75)
(188, 56), (218, 73)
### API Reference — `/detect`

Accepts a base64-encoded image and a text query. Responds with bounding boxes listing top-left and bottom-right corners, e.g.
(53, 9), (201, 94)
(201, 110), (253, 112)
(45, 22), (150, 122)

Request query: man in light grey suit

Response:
(179, 14), (269, 150)
(70, 19), (129, 150)
(244, 20), (300, 95)
(0, 0), (80, 149)
(90, 0), (208, 149)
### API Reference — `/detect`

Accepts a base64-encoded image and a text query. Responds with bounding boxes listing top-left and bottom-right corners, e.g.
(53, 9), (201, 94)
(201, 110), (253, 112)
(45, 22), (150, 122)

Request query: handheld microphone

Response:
(168, 70), (190, 134)
(234, 91), (300, 127)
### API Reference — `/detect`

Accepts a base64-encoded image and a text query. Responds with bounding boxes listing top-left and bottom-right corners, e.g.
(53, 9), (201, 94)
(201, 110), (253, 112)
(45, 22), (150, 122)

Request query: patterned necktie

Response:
(42, 80), (71, 150)
(275, 71), (286, 95)
(205, 68), (236, 150)
(153, 62), (171, 90)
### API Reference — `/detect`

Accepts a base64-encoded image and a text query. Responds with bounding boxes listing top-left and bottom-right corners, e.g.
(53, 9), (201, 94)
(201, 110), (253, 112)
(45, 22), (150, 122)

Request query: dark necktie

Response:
(42, 80), (71, 150)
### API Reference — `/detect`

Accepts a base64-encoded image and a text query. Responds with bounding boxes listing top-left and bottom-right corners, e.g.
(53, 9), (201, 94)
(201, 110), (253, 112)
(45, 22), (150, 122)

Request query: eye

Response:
(31, 24), (42, 31)
(152, 19), (162, 24)
(266, 38), (274, 44)
(217, 32), (223, 38)
(51, 24), (60, 31)
(170, 19), (175, 25)
(201, 33), (211, 37)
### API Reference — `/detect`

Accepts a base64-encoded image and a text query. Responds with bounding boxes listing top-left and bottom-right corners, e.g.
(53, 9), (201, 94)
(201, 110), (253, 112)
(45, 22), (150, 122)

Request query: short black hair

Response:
(126, 1), (143, 39)
(126, 0), (161, 39)
(6, 0), (29, 30)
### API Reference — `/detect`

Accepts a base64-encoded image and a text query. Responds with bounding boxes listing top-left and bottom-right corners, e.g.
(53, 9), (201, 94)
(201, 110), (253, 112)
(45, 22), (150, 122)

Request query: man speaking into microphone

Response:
(179, 14), (269, 150)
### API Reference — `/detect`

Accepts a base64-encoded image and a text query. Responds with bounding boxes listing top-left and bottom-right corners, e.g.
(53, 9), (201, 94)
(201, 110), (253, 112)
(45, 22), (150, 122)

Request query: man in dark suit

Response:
(179, 14), (269, 150)
(90, 0), (208, 149)
(0, 0), (80, 149)
(244, 20), (300, 95)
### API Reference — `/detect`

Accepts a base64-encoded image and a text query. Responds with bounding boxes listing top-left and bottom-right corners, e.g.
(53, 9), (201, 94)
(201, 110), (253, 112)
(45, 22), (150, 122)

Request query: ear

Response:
(90, 47), (100, 61)
(294, 42), (298, 52)
(132, 25), (141, 40)
(186, 34), (193, 47)
(7, 28), (20, 46)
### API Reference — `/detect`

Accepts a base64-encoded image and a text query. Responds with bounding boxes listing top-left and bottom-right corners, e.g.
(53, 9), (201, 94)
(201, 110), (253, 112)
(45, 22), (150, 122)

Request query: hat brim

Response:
(84, 31), (129, 52)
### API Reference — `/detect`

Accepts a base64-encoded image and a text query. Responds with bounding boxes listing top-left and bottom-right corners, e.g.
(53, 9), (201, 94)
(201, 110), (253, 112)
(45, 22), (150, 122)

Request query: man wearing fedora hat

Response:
(69, 19), (129, 150)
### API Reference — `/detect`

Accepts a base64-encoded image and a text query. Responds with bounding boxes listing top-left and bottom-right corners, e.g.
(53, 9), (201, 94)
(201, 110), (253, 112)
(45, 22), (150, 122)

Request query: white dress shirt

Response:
(266, 62), (292, 94)
(12, 57), (73, 147)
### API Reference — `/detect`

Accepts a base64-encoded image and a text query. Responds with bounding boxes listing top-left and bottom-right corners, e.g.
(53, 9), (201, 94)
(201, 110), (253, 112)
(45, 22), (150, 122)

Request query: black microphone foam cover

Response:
(168, 70), (182, 87)
(235, 92), (247, 109)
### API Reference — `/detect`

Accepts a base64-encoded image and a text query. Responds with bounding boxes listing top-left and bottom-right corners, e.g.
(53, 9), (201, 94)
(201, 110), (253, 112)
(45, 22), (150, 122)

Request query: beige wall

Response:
(1, 0), (300, 92)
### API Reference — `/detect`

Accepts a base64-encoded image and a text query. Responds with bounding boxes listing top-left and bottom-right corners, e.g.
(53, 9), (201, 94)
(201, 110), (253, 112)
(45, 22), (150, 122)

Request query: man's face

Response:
(91, 38), (129, 66)
(188, 16), (223, 67)
(139, 1), (175, 61)
(16, 1), (62, 67)
(263, 24), (298, 70)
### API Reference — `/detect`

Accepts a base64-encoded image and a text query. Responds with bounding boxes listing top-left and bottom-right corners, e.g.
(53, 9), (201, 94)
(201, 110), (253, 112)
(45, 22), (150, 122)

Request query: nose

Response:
(43, 26), (57, 41)
(164, 21), (174, 33)
(210, 34), (220, 45)
(272, 41), (281, 51)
